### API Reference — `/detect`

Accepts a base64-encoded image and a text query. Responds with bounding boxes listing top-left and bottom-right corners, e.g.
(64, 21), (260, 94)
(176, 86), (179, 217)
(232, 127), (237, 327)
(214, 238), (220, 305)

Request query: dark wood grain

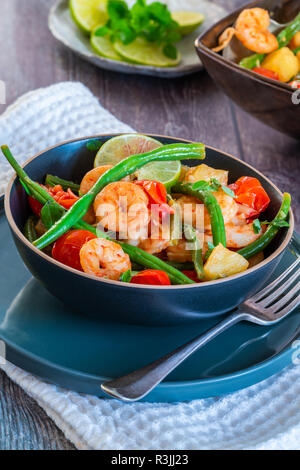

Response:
(0, 0), (299, 451)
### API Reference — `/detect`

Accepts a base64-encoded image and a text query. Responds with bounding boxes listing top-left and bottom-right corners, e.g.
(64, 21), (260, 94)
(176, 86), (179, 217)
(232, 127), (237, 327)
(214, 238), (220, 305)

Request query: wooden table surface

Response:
(0, 0), (299, 450)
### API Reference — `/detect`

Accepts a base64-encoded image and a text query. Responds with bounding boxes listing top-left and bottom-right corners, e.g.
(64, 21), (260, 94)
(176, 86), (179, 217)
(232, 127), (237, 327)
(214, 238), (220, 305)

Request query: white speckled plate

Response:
(48, 0), (227, 78)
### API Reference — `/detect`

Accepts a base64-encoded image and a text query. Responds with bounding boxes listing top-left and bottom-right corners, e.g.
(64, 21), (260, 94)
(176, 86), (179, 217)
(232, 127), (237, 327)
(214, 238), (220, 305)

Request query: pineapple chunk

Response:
(262, 47), (300, 82)
(184, 164), (228, 186)
(204, 243), (249, 280)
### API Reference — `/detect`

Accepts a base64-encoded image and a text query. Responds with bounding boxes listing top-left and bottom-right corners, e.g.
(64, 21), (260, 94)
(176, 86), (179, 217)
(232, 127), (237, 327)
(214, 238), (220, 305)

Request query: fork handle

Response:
(101, 311), (249, 402)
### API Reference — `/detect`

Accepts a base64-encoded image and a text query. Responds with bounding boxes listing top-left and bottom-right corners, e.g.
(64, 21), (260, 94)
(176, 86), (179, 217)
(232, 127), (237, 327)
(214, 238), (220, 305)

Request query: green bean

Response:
(238, 193), (291, 259)
(119, 242), (194, 285)
(184, 225), (205, 280)
(172, 182), (226, 247)
(24, 216), (38, 243)
(2, 145), (194, 285)
(239, 53), (265, 70)
(31, 143), (205, 250)
(45, 174), (80, 193)
(165, 261), (195, 270)
(239, 12), (300, 69)
(277, 14), (300, 47)
(1, 145), (99, 236)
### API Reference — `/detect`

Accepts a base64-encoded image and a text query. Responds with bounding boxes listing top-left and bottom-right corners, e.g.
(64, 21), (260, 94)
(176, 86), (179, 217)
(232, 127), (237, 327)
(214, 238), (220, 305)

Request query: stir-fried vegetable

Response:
(2, 137), (291, 286)
(135, 180), (174, 214)
(32, 143), (205, 250)
(29, 184), (79, 216)
(239, 12), (300, 69)
(24, 216), (38, 243)
(45, 174), (80, 193)
(184, 224), (205, 280)
(238, 193), (291, 259)
(1, 145), (195, 285)
(52, 229), (98, 271)
(229, 176), (270, 215)
(204, 243), (249, 280)
(130, 269), (171, 285)
(172, 181), (227, 247)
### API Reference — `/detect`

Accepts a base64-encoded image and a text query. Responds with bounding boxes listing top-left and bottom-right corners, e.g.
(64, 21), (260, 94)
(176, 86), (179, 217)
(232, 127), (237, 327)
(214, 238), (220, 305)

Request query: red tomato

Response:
(253, 67), (280, 81)
(130, 269), (171, 285)
(52, 230), (97, 271)
(28, 195), (43, 217)
(28, 184), (79, 217)
(229, 177), (270, 214)
(135, 180), (174, 215)
(182, 270), (200, 282)
(289, 80), (300, 89)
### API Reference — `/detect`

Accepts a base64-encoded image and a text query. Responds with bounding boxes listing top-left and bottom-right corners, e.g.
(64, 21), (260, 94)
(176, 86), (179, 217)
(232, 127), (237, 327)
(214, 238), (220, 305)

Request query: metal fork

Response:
(101, 256), (300, 402)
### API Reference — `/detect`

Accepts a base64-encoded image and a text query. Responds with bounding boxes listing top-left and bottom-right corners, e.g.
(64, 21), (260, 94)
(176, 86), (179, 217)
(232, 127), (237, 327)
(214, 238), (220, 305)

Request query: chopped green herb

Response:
(94, 0), (181, 59)
(262, 219), (290, 229)
(41, 201), (65, 230)
(192, 178), (236, 197)
(252, 218), (261, 234)
(192, 180), (211, 191)
(120, 269), (132, 283)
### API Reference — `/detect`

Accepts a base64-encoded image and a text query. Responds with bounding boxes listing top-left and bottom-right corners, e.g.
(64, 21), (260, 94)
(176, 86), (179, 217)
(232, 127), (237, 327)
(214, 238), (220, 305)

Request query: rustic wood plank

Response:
(0, 370), (75, 450)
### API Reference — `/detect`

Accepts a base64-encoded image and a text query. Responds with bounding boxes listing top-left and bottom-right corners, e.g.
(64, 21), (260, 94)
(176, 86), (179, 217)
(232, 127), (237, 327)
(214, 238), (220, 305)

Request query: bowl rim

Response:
(5, 133), (294, 290)
(194, 0), (298, 94)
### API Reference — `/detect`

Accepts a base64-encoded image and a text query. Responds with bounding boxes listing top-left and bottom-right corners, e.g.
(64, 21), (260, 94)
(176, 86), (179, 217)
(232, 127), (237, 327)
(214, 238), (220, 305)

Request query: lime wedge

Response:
(113, 37), (181, 67)
(137, 161), (182, 190)
(70, 0), (108, 34)
(172, 11), (205, 36)
(91, 33), (122, 60)
(94, 134), (162, 167)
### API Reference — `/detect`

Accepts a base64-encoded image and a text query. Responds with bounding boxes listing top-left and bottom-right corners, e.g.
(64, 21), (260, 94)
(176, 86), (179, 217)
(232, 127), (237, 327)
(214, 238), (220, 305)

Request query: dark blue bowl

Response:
(5, 134), (294, 325)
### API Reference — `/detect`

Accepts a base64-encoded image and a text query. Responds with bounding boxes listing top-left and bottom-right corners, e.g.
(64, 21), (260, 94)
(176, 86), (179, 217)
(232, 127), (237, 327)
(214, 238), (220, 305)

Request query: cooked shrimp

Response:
(80, 165), (113, 195)
(225, 222), (263, 248)
(79, 238), (131, 280)
(137, 237), (171, 255)
(235, 8), (278, 53)
(94, 181), (150, 238)
(213, 8), (278, 54)
(176, 191), (238, 229)
(205, 222), (263, 249)
(79, 165), (114, 224)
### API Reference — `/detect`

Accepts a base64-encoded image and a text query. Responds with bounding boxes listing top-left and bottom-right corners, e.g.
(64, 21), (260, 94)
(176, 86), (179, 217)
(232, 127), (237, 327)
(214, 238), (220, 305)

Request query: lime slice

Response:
(91, 33), (122, 60)
(70, 0), (108, 34)
(94, 134), (162, 167)
(113, 37), (181, 67)
(137, 161), (182, 190)
(172, 11), (205, 36)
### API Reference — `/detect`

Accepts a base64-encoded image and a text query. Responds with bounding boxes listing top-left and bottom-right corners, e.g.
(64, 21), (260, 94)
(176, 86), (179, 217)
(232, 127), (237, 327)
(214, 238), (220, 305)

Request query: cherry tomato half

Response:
(28, 195), (43, 217)
(229, 177), (270, 215)
(28, 185), (79, 217)
(135, 180), (174, 215)
(130, 269), (171, 285)
(182, 270), (200, 282)
(52, 230), (97, 271)
(253, 67), (280, 81)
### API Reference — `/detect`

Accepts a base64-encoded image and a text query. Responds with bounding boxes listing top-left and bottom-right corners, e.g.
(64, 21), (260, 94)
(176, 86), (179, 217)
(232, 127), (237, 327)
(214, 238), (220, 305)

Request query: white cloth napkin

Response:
(1, 82), (300, 450)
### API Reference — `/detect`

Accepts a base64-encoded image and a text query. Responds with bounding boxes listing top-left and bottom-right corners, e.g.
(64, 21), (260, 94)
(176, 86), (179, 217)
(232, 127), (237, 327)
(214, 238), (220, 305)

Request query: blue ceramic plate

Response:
(0, 195), (299, 401)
